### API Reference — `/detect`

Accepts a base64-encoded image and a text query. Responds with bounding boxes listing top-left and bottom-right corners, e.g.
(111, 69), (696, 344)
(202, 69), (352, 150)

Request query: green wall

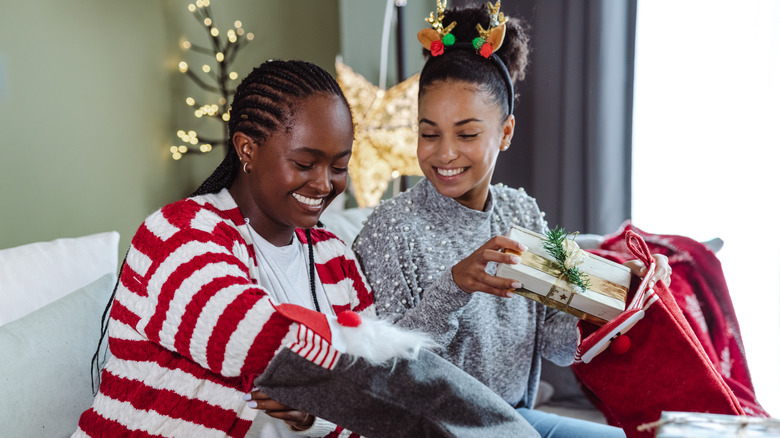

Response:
(0, 0), (341, 255)
(0, 0), (428, 256)
(338, 0), (430, 86)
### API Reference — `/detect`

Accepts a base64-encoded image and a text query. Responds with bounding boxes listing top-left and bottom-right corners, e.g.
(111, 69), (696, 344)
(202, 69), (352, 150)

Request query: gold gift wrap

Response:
(495, 226), (632, 326)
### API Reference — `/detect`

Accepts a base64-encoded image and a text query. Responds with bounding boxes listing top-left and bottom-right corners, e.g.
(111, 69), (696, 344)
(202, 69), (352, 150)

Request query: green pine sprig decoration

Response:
(542, 227), (592, 294)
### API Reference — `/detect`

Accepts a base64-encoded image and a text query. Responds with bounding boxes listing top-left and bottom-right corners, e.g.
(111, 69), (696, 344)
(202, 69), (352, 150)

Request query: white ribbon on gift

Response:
(562, 237), (589, 270)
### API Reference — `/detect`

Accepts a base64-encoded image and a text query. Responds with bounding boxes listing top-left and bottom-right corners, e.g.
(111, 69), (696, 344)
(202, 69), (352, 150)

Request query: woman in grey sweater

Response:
(353, 3), (670, 437)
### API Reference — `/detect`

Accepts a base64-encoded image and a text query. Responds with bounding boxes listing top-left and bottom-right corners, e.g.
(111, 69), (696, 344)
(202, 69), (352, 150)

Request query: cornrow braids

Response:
(191, 59), (349, 196)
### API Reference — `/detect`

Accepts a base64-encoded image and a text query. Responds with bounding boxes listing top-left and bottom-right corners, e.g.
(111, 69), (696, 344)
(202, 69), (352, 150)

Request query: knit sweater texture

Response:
(74, 189), (371, 438)
(353, 178), (578, 408)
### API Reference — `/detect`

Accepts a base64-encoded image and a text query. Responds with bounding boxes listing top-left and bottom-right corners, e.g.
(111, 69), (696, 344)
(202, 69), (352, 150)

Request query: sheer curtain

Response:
(632, 0), (780, 416)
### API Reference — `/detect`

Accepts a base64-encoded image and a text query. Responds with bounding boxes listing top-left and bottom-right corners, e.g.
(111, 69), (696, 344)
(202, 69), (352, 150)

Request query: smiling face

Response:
(418, 80), (515, 211)
(231, 93), (353, 246)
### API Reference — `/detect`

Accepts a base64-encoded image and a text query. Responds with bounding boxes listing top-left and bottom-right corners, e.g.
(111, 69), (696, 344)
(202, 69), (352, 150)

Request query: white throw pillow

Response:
(0, 231), (120, 326)
(320, 207), (374, 248)
(0, 272), (115, 437)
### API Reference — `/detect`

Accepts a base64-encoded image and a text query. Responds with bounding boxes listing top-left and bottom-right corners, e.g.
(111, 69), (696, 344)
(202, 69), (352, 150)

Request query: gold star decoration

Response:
(336, 59), (422, 207)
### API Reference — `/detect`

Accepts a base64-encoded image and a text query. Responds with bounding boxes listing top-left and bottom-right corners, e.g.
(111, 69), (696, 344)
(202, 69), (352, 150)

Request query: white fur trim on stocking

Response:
(326, 314), (436, 366)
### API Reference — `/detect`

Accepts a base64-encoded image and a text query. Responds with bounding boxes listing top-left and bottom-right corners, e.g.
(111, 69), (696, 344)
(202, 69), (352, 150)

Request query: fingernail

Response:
(247, 401), (257, 408)
(511, 281), (523, 289)
(505, 291), (514, 298)
(518, 243), (528, 251)
(243, 393), (251, 401)
(510, 255), (521, 264)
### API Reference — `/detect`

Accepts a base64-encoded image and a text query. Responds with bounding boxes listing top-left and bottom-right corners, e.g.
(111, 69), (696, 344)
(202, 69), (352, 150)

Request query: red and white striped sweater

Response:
(74, 189), (373, 438)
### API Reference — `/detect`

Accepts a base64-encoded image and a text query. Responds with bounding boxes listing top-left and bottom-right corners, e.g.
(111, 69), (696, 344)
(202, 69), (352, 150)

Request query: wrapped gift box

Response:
(495, 226), (631, 325)
(650, 411), (780, 437)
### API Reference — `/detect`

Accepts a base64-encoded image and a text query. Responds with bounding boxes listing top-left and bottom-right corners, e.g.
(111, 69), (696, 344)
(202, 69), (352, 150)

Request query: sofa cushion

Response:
(0, 231), (119, 326)
(319, 207), (374, 248)
(0, 272), (116, 437)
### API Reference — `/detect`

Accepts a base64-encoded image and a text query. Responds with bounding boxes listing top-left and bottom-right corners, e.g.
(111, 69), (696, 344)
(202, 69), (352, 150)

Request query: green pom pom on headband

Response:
(472, 37), (485, 50)
(442, 33), (456, 46)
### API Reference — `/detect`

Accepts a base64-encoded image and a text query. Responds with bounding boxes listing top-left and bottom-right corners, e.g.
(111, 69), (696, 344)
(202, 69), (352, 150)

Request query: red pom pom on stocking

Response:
(610, 334), (631, 355)
(337, 310), (362, 328)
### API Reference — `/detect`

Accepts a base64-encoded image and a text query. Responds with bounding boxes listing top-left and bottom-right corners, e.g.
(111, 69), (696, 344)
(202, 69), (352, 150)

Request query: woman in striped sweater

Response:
(75, 58), (542, 438)
(72, 60), (371, 438)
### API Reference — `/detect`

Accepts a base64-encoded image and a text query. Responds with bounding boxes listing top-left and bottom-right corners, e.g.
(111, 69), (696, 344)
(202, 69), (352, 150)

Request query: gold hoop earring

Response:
(243, 162), (250, 174)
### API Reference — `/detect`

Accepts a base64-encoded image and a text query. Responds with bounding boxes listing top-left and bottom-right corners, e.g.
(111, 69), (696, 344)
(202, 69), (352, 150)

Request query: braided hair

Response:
(419, 5), (530, 118)
(91, 60), (349, 393)
(191, 59), (350, 196)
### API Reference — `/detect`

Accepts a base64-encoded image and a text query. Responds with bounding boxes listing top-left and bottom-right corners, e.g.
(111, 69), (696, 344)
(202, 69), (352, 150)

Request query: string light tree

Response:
(170, 0), (254, 160)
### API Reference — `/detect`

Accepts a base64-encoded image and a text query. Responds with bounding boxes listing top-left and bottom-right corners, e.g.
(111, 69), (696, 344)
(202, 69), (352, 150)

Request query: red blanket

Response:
(587, 221), (768, 418)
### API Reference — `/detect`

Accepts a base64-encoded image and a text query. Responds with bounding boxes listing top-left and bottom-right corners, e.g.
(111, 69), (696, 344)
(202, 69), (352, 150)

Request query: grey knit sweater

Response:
(353, 178), (578, 408)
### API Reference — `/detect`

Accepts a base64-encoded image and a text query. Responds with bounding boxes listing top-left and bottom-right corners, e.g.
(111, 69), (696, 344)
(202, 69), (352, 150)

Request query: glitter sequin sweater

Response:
(353, 179), (578, 409)
(74, 188), (372, 438)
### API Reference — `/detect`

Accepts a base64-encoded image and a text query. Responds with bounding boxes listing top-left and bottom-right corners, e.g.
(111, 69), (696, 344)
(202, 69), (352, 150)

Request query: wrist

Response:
(290, 414), (315, 431)
(450, 266), (472, 294)
(288, 415), (338, 437)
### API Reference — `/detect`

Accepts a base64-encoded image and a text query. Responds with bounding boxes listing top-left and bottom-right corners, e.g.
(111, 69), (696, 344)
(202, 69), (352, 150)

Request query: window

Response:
(633, 0), (780, 415)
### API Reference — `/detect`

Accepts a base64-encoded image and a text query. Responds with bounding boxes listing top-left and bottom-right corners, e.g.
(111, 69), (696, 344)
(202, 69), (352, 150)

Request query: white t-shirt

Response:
(249, 226), (334, 317)
(245, 227), (335, 438)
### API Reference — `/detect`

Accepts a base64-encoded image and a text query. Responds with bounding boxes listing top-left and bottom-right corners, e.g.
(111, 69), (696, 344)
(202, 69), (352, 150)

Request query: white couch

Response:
(0, 232), (120, 437)
(0, 211), (617, 436)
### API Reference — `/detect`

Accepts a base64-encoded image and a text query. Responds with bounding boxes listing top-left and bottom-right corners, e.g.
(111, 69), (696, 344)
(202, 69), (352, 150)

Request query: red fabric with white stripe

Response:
(592, 221), (767, 417)
(74, 189), (374, 438)
(571, 227), (751, 437)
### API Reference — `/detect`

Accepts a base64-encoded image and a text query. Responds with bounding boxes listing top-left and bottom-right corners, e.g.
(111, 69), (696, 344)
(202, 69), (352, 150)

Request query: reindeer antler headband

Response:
(418, 0), (457, 57)
(418, 0), (508, 58)
(417, 1), (515, 114)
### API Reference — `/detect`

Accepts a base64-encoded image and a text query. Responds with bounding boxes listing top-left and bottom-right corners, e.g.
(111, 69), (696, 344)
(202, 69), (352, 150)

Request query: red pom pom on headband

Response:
(479, 42), (494, 58)
(430, 40), (445, 57)
(418, 0), (457, 57)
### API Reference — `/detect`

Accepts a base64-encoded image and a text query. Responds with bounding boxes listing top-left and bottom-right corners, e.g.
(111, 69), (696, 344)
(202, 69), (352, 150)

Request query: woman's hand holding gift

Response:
(451, 236), (528, 298)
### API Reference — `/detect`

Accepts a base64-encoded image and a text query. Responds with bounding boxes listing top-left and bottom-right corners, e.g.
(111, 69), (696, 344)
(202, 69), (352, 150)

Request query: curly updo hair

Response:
(191, 59), (351, 197)
(419, 4), (530, 118)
